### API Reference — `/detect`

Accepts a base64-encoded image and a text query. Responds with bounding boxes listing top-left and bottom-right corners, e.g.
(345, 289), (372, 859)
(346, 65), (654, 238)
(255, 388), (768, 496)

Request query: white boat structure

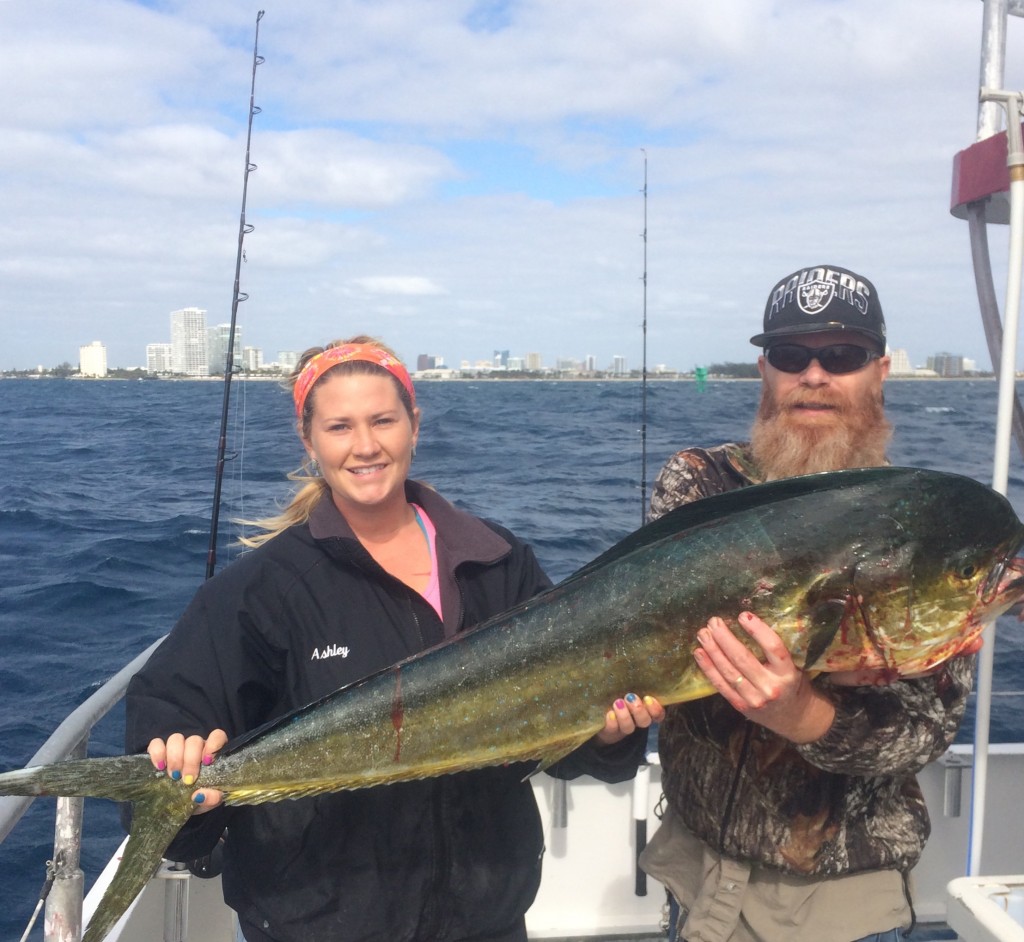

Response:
(6, 2), (1024, 940)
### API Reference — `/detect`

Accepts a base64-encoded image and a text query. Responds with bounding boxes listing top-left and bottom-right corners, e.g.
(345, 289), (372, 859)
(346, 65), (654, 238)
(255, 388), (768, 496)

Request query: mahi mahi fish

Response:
(2, 466), (1024, 941)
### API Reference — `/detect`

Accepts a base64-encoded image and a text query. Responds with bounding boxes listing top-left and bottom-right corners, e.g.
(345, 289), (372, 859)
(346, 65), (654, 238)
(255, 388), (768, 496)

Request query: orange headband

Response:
(293, 344), (416, 418)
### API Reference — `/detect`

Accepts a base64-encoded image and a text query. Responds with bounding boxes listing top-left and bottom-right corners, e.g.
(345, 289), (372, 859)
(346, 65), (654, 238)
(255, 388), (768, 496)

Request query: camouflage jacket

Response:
(650, 443), (974, 876)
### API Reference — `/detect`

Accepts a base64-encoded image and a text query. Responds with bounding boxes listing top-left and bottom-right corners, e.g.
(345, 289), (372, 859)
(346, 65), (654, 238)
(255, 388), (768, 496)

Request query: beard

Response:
(749, 383), (892, 481)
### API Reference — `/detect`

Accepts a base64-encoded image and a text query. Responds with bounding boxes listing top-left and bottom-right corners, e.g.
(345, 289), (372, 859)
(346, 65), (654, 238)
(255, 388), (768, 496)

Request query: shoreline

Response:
(0, 373), (1001, 384)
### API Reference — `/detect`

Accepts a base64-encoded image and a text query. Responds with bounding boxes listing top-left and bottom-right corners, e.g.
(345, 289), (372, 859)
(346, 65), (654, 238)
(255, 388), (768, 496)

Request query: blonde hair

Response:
(237, 335), (414, 548)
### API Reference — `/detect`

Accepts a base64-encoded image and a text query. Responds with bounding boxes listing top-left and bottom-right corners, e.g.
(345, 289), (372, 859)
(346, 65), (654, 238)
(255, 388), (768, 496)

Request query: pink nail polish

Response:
(615, 699), (626, 709)
(202, 754), (213, 766)
(156, 760), (166, 771)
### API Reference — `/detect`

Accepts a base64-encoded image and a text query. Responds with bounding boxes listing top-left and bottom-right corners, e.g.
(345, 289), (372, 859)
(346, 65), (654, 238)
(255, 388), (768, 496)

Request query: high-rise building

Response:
(79, 341), (107, 377)
(278, 351), (300, 372)
(929, 352), (964, 377)
(242, 346), (262, 372)
(525, 352), (543, 371)
(147, 343), (173, 373)
(207, 323), (243, 375)
(170, 307), (209, 376)
(888, 348), (913, 375)
(612, 355), (627, 375)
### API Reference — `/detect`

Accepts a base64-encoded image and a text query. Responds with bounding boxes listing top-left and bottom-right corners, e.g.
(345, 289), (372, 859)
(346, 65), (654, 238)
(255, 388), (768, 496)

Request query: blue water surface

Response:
(0, 376), (1023, 939)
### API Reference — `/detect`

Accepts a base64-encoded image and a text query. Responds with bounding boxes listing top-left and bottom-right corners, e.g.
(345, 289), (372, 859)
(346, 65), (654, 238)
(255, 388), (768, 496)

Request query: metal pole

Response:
(43, 738), (86, 942)
(978, 0), (1010, 138)
(965, 0), (1011, 878)
(970, 86), (1024, 876)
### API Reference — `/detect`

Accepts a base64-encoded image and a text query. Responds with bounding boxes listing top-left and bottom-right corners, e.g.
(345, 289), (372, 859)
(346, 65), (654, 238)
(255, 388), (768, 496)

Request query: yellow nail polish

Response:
(643, 695), (655, 707)
(183, 774), (195, 786)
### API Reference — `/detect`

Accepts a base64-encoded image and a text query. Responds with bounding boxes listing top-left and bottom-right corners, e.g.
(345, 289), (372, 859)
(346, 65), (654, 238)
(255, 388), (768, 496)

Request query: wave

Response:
(1, 376), (1023, 939)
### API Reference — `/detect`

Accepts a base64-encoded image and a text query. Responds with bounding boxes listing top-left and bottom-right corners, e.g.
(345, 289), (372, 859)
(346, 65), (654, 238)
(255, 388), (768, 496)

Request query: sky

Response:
(3, 0), (1024, 373)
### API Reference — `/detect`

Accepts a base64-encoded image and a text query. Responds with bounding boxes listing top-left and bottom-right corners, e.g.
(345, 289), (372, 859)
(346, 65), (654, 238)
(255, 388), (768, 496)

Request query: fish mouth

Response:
(981, 547), (1024, 607)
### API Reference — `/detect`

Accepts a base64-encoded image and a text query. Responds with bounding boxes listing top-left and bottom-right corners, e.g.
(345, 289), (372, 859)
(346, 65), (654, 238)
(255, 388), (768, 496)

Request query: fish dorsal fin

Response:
(567, 467), (925, 585)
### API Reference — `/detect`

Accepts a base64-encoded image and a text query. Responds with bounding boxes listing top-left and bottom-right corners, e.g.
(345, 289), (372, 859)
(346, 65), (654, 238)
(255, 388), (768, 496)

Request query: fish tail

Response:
(82, 783), (196, 942)
(0, 755), (198, 942)
(0, 754), (158, 802)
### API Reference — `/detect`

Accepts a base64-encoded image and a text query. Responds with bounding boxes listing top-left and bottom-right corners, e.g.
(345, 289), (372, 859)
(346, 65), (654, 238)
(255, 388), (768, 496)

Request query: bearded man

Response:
(633, 266), (975, 942)
(651, 265), (891, 505)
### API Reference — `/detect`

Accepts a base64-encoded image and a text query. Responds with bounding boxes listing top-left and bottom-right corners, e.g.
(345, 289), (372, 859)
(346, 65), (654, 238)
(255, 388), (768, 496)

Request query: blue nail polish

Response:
(193, 793), (206, 804)
(626, 693), (637, 703)
(170, 769), (181, 781)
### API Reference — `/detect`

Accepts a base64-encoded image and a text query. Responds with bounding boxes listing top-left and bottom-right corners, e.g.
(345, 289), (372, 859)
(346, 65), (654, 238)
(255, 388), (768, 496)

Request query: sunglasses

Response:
(764, 343), (880, 375)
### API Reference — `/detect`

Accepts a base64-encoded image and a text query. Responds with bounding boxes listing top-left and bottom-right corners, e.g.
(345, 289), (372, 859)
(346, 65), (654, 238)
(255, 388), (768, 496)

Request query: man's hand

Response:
(694, 612), (835, 743)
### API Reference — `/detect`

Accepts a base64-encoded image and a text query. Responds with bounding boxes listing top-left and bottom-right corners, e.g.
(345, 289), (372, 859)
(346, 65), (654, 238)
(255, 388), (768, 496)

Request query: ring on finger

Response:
(733, 676), (744, 687)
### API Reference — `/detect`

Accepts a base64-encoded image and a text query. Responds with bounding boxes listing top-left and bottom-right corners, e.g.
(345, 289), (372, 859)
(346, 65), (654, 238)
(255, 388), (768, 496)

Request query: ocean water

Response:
(1, 376), (1024, 939)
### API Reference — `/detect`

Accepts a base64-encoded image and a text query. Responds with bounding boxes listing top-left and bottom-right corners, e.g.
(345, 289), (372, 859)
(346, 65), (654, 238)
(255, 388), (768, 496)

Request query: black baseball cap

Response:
(750, 265), (887, 354)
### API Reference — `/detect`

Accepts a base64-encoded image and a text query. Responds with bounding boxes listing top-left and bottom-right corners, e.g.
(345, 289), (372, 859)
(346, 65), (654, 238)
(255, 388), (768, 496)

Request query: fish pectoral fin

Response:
(801, 597), (847, 671)
(82, 785), (195, 942)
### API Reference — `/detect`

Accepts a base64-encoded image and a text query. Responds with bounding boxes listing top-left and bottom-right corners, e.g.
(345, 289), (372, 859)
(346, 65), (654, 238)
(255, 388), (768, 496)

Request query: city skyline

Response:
(40, 303), (984, 378)
(57, 319), (979, 379)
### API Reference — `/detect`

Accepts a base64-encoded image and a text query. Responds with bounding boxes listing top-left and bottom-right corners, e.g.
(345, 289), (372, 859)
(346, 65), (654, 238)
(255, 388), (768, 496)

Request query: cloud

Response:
(0, 0), (1016, 372)
(349, 276), (448, 296)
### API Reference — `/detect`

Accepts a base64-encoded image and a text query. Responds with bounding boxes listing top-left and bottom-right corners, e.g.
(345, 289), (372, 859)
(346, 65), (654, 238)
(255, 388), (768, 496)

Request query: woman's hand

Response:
(593, 693), (665, 746)
(694, 612), (835, 744)
(147, 729), (229, 813)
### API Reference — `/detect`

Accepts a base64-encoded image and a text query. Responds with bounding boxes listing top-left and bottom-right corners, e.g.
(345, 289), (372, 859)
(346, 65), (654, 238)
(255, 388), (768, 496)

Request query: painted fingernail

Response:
(643, 696), (655, 707)
(202, 754), (214, 766)
(170, 770), (181, 781)
(193, 793), (206, 804)
(625, 693), (637, 703)
(183, 774), (195, 786)
(156, 760), (166, 771)
(614, 699), (626, 709)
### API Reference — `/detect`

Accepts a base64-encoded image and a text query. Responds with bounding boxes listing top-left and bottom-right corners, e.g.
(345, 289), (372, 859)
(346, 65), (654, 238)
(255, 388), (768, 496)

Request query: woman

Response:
(125, 337), (652, 942)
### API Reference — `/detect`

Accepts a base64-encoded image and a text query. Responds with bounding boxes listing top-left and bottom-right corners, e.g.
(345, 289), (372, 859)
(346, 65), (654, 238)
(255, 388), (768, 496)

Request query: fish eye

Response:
(949, 550), (980, 582)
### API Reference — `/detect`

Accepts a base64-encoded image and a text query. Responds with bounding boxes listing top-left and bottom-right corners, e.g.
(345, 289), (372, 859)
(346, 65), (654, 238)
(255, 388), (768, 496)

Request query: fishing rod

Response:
(634, 148), (651, 899)
(640, 148), (649, 527)
(206, 9), (266, 581)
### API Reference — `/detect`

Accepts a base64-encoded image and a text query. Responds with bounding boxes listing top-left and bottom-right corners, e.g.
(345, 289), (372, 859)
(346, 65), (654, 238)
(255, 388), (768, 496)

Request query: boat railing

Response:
(0, 636), (165, 942)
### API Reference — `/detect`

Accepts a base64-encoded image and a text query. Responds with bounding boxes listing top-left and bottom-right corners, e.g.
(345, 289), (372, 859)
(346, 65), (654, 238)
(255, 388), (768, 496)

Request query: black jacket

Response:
(125, 481), (552, 942)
